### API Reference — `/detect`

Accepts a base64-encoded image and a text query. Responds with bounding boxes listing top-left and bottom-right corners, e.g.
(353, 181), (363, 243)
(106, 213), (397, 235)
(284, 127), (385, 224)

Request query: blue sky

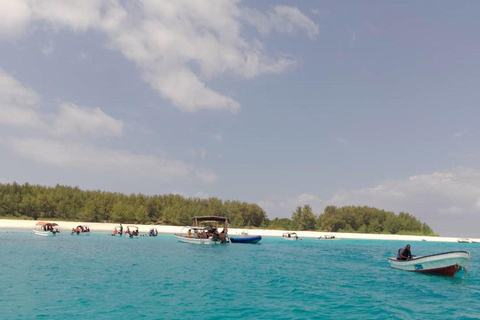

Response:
(1, 0), (480, 237)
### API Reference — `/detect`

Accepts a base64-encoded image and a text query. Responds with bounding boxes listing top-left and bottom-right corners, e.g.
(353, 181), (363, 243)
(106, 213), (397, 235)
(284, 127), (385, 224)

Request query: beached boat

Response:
(230, 232), (262, 244)
(457, 238), (471, 243)
(33, 222), (60, 237)
(283, 232), (300, 240)
(71, 225), (91, 235)
(174, 216), (230, 244)
(388, 251), (470, 276)
(318, 235), (338, 240)
(125, 226), (139, 238)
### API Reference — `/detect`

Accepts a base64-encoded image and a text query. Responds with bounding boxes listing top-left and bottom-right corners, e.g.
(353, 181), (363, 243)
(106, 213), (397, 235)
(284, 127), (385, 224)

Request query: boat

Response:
(458, 238), (471, 243)
(230, 231), (262, 244)
(318, 235), (338, 240)
(282, 232), (300, 240)
(125, 226), (139, 238)
(174, 216), (230, 244)
(70, 225), (91, 235)
(388, 251), (470, 276)
(33, 222), (60, 237)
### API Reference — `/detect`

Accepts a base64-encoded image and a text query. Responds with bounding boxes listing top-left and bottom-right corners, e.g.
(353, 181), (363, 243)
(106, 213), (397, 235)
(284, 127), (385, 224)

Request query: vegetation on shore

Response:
(0, 182), (436, 235)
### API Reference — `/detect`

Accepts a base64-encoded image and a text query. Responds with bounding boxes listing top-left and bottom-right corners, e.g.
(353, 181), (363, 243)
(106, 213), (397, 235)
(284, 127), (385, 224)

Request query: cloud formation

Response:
(0, 0), (318, 113)
(0, 69), (217, 185)
(259, 168), (480, 235)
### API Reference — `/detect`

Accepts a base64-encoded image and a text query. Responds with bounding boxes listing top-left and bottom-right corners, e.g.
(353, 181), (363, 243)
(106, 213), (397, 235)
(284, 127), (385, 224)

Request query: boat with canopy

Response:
(71, 225), (91, 235)
(125, 226), (139, 238)
(282, 232), (300, 240)
(388, 251), (470, 277)
(174, 216), (230, 244)
(33, 222), (60, 237)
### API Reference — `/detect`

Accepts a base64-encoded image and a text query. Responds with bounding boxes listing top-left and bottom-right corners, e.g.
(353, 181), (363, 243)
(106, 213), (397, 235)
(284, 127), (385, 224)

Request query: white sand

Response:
(1, 219), (477, 243)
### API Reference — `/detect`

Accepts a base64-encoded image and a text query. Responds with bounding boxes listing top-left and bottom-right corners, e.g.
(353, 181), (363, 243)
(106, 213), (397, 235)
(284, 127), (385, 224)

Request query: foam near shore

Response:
(1, 219), (477, 243)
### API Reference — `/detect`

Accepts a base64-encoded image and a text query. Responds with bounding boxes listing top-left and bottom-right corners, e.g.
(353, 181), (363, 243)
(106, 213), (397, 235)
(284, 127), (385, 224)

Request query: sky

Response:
(0, 0), (480, 237)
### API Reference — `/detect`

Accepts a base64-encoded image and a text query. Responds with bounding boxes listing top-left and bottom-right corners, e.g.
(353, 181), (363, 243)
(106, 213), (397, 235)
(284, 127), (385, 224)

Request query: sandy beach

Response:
(1, 219), (477, 243)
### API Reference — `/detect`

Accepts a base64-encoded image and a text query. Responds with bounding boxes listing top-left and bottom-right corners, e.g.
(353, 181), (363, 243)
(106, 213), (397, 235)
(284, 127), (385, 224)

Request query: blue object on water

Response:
(230, 235), (262, 244)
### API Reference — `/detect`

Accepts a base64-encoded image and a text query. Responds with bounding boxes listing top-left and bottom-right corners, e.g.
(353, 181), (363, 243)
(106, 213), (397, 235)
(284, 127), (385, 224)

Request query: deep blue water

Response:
(1, 230), (480, 319)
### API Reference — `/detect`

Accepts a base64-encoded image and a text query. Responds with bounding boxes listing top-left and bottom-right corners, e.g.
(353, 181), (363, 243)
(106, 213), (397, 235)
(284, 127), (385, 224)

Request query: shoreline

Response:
(0, 219), (477, 243)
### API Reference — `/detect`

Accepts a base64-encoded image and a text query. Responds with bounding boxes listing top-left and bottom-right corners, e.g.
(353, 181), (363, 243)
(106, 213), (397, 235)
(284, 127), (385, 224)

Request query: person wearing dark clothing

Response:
(397, 244), (412, 260)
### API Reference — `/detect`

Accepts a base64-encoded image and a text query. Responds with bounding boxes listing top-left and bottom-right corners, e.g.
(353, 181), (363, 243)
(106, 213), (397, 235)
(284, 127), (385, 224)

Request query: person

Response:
(397, 244), (412, 260)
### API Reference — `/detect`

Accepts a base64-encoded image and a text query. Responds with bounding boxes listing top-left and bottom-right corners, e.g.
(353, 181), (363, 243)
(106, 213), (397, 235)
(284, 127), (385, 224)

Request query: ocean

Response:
(1, 230), (479, 319)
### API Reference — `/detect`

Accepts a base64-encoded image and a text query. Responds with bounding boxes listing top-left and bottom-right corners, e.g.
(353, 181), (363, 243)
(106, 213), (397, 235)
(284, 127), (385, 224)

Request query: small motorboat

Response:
(230, 232), (262, 244)
(71, 225), (91, 235)
(174, 216), (230, 244)
(125, 226), (139, 238)
(33, 222), (60, 237)
(282, 232), (300, 240)
(388, 251), (470, 277)
(458, 238), (471, 243)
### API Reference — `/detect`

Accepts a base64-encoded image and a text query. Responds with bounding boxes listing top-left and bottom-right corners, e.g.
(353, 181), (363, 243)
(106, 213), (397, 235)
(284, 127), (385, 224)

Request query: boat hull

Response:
(230, 235), (262, 244)
(174, 234), (228, 244)
(33, 230), (56, 237)
(388, 251), (470, 276)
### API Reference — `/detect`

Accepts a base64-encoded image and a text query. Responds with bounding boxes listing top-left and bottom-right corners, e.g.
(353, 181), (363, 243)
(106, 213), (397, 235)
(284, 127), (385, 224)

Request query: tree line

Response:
(0, 182), (436, 235)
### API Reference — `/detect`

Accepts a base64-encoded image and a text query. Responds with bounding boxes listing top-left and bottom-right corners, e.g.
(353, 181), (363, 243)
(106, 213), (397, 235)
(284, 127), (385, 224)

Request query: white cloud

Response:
(453, 129), (468, 139)
(1, 0), (317, 113)
(259, 168), (480, 235)
(242, 5), (319, 39)
(0, 69), (44, 129)
(0, 0), (32, 39)
(52, 102), (123, 138)
(195, 168), (218, 185)
(6, 137), (217, 184)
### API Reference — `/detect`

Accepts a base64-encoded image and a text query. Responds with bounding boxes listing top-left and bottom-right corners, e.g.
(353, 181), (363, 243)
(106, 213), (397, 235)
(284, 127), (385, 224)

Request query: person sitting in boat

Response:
(397, 244), (412, 260)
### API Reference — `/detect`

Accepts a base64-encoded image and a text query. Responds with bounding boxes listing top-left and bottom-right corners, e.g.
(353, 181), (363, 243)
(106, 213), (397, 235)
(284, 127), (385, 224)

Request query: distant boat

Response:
(230, 232), (262, 244)
(174, 216), (230, 244)
(33, 222), (60, 237)
(458, 238), (471, 243)
(71, 225), (91, 235)
(388, 251), (470, 277)
(282, 232), (300, 241)
(318, 235), (338, 240)
(125, 226), (139, 238)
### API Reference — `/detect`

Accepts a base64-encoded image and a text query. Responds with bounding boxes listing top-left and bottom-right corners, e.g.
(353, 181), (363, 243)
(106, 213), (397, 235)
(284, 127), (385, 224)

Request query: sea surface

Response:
(1, 230), (480, 319)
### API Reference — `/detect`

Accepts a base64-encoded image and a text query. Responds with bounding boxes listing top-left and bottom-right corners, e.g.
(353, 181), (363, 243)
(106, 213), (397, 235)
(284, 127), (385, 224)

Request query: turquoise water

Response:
(1, 230), (480, 319)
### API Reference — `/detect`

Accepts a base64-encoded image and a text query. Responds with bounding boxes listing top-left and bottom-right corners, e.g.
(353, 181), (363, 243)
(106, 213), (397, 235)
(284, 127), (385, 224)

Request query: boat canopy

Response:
(192, 216), (229, 223)
(35, 222), (53, 226)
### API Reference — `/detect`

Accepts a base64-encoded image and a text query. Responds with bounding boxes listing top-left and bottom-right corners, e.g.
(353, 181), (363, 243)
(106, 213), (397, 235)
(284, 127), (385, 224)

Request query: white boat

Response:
(282, 232), (300, 240)
(318, 235), (338, 240)
(388, 251), (470, 277)
(458, 238), (471, 243)
(33, 222), (60, 237)
(174, 216), (230, 244)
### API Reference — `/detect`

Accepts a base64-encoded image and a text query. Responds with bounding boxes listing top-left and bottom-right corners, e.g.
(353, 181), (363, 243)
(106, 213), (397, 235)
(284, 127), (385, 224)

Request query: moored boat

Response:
(33, 222), (60, 237)
(230, 232), (262, 244)
(174, 216), (230, 244)
(282, 232), (300, 240)
(71, 225), (91, 235)
(388, 251), (470, 276)
(125, 226), (139, 238)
